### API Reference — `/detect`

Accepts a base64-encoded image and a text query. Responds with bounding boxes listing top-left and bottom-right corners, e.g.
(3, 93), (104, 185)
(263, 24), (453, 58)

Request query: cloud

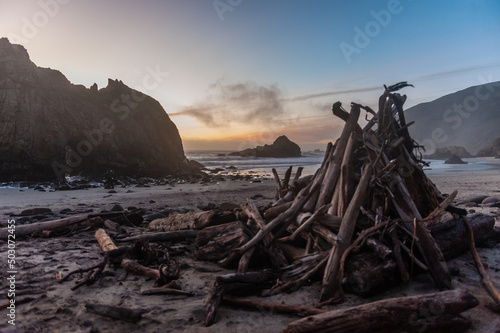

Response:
(286, 85), (382, 102)
(415, 62), (500, 82)
(170, 80), (286, 127)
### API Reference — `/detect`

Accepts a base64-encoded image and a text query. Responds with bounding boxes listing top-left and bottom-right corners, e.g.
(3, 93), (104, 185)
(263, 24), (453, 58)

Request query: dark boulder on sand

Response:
(0, 38), (186, 181)
(229, 135), (301, 158)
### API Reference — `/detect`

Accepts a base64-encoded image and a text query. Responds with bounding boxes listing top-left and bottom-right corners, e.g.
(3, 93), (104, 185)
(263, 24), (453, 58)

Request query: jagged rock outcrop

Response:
(426, 146), (472, 159)
(229, 135), (301, 158)
(476, 137), (500, 157)
(0, 38), (187, 181)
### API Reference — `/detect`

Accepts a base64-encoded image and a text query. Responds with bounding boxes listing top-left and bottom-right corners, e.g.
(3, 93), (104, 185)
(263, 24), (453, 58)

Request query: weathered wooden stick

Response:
(243, 198), (288, 269)
(283, 289), (478, 333)
(316, 104), (361, 209)
(464, 216), (500, 305)
(283, 166), (293, 191)
(121, 258), (160, 280)
(141, 287), (194, 296)
(0, 215), (90, 238)
(116, 230), (198, 243)
(222, 296), (327, 316)
(293, 166), (304, 182)
(238, 247), (255, 273)
(264, 201), (293, 220)
(335, 132), (357, 216)
(85, 303), (144, 323)
(320, 162), (372, 302)
(390, 228), (410, 284)
(95, 228), (118, 251)
(286, 204), (331, 242)
(424, 190), (458, 221)
(236, 183), (315, 255)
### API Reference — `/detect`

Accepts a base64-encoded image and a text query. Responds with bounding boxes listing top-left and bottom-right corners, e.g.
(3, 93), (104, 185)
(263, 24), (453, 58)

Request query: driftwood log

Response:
(0, 215), (94, 238)
(282, 289), (478, 333)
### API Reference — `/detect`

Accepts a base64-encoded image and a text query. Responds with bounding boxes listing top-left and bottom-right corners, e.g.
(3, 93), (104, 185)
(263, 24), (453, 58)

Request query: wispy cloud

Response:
(286, 85), (382, 102)
(170, 80), (286, 127)
(416, 62), (500, 81)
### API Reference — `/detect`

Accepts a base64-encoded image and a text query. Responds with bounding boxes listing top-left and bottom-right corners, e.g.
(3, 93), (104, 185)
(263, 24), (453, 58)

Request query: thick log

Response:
(320, 162), (372, 302)
(343, 252), (399, 297)
(222, 296), (326, 316)
(85, 303), (144, 323)
(433, 214), (495, 260)
(0, 215), (90, 238)
(89, 210), (144, 226)
(204, 271), (278, 326)
(149, 210), (235, 231)
(116, 230), (198, 243)
(104, 219), (126, 233)
(195, 221), (252, 262)
(282, 289), (478, 333)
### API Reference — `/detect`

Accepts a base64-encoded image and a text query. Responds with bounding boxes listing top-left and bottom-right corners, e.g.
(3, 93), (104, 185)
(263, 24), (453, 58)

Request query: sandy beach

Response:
(1, 164), (500, 333)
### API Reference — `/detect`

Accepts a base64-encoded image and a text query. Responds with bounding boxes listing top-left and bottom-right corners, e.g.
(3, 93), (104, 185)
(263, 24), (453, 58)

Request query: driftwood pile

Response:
(2, 83), (499, 332)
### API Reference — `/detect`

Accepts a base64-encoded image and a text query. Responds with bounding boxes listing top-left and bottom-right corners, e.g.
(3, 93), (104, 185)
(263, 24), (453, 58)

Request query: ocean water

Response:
(423, 157), (500, 176)
(186, 151), (500, 179)
(185, 151), (325, 177)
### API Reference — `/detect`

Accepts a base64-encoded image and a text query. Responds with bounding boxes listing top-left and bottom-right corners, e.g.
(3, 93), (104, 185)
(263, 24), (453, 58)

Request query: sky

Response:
(1, 0), (500, 151)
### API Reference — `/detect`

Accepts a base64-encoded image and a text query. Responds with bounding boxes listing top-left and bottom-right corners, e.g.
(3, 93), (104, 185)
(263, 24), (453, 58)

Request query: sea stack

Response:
(229, 135), (302, 158)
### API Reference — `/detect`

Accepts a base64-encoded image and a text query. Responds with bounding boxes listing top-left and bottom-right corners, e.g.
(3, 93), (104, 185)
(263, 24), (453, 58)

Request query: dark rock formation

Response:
(476, 136), (500, 157)
(0, 38), (187, 181)
(444, 154), (468, 164)
(229, 135), (301, 158)
(426, 146), (472, 159)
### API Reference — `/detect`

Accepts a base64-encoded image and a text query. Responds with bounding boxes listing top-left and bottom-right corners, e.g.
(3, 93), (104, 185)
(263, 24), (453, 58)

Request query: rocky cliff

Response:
(229, 135), (302, 157)
(0, 38), (186, 181)
(477, 137), (500, 157)
(425, 146), (472, 159)
(405, 81), (500, 155)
